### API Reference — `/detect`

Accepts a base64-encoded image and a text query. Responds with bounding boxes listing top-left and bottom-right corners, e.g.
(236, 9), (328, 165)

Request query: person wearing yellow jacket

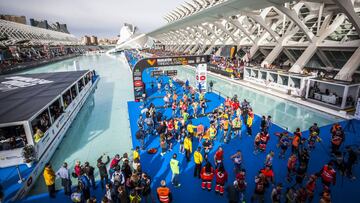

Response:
(187, 122), (196, 137)
(184, 135), (192, 162)
(43, 162), (56, 198)
(133, 146), (140, 161)
(33, 127), (44, 143)
(193, 147), (203, 178)
(246, 111), (254, 136)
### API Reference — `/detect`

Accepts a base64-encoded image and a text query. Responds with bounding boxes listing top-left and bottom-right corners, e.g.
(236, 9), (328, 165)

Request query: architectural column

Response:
(333, 0), (360, 35)
(193, 26), (211, 54)
(214, 22), (239, 44)
(335, 47), (360, 81)
(261, 27), (300, 67)
(289, 14), (345, 73)
(190, 44), (200, 54)
(274, 5), (315, 42)
(341, 86), (349, 109)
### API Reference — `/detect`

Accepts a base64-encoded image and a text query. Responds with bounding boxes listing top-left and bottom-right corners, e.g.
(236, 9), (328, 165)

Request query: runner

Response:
(231, 117), (242, 139)
(230, 150), (243, 174)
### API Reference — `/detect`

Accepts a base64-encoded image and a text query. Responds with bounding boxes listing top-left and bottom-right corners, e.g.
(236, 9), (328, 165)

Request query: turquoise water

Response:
(20, 54), (134, 194)
(21, 55), (341, 195)
(168, 66), (342, 132)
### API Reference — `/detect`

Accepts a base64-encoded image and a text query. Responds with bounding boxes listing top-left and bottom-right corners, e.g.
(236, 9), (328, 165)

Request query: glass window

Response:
(31, 108), (51, 134)
(0, 125), (26, 151)
(62, 89), (72, 109)
(84, 74), (90, 85)
(78, 78), (85, 92)
(70, 84), (78, 100)
(49, 98), (64, 122)
(31, 108), (51, 144)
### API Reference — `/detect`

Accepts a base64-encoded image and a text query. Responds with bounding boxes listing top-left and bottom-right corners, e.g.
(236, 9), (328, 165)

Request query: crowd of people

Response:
(43, 149), (154, 203)
(0, 46), (85, 72)
(132, 74), (359, 203)
(40, 50), (359, 203)
(210, 55), (245, 79)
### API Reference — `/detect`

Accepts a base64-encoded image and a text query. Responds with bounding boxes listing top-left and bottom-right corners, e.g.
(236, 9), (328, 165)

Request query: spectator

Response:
(43, 162), (56, 198)
(56, 162), (72, 196)
(84, 161), (96, 189)
(97, 154), (110, 189)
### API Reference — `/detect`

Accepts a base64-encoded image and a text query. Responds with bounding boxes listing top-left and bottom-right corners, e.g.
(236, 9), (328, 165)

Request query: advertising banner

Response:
(195, 64), (207, 91)
(165, 70), (177, 77)
(151, 70), (163, 77)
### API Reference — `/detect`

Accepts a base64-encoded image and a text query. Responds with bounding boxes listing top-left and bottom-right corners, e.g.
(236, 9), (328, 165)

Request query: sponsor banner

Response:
(133, 70), (142, 77)
(133, 76), (142, 81)
(230, 46), (237, 59)
(165, 70), (177, 77)
(195, 64), (207, 91)
(147, 59), (157, 66)
(154, 56), (208, 67)
(0, 76), (53, 92)
(151, 70), (163, 77)
(134, 80), (143, 87)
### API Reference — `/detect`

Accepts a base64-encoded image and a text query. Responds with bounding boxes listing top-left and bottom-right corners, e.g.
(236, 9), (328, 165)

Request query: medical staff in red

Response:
(201, 162), (215, 191)
(215, 164), (228, 195)
(319, 162), (336, 190)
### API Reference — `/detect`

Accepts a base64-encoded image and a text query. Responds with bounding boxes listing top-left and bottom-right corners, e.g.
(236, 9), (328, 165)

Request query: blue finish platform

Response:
(15, 67), (360, 203)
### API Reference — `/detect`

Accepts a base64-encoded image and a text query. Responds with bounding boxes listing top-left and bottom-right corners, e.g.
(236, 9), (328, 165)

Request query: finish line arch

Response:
(132, 55), (210, 101)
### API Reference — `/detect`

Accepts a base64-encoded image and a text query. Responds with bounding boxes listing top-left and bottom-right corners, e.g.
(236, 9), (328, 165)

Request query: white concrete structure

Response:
(0, 19), (80, 46)
(107, 23), (155, 53)
(147, 0), (360, 82)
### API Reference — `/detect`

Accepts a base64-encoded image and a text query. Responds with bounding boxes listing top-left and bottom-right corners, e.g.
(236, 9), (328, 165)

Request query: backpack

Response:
(136, 130), (144, 140)
(114, 173), (121, 182)
(79, 175), (90, 189)
(256, 181), (264, 192)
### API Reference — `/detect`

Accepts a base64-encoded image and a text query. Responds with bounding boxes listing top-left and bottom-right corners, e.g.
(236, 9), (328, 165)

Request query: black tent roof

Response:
(0, 70), (88, 124)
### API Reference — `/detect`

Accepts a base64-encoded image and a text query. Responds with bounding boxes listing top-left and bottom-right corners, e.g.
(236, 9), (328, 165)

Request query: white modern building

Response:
(147, 0), (360, 83)
(0, 19), (80, 46)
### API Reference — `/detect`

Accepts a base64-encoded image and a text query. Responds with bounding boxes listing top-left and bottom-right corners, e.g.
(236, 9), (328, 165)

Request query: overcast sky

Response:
(0, 0), (185, 38)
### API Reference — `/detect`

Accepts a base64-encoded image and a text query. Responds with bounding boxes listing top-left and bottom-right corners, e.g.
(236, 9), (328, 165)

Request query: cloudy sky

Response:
(0, 0), (185, 37)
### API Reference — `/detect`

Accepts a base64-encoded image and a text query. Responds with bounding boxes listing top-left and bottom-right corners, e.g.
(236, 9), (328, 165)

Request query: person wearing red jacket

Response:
(319, 162), (336, 190)
(231, 100), (240, 111)
(201, 162), (215, 191)
(215, 164), (228, 195)
(259, 131), (270, 152)
(260, 166), (274, 187)
(306, 174), (317, 202)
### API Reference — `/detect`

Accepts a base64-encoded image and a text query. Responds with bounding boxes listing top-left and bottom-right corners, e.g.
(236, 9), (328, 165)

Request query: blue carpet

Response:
(126, 71), (360, 203)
